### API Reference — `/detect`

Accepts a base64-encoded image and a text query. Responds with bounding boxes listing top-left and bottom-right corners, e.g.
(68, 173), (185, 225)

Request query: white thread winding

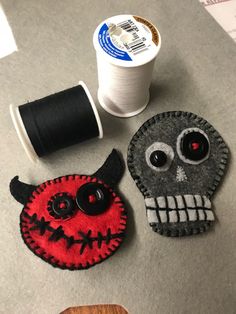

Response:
(93, 15), (161, 118)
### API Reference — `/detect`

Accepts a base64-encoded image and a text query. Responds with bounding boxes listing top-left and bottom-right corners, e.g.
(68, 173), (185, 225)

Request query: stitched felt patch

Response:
(10, 150), (127, 270)
(127, 111), (229, 237)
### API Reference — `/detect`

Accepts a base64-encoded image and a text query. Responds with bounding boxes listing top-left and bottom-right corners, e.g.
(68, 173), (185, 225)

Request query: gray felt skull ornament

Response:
(127, 111), (229, 237)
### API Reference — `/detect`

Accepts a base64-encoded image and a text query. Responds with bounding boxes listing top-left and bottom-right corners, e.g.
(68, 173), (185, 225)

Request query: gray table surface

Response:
(0, 1), (236, 313)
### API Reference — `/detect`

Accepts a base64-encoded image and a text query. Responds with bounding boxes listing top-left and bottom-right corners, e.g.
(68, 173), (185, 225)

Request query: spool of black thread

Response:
(10, 82), (103, 161)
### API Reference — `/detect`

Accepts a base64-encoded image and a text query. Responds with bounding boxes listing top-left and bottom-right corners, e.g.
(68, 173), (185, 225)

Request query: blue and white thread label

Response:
(98, 23), (132, 61)
(95, 15), (160, 66)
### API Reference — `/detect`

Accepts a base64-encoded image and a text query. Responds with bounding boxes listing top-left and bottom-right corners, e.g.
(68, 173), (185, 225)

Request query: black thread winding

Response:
(201, 195), (208, 221)
(181, 195), (189, 222)
(151, 221), (213, 237)
(19, 85), (100, 157)
(154, 198), (161, 222)
(173, 196), (180, 222)
(29, 216), (50, 235)
(23, 211), (125, 254)
(20, 210), (127, 270)
(146, 205), (212, 212)
(193, 195), (199, 221)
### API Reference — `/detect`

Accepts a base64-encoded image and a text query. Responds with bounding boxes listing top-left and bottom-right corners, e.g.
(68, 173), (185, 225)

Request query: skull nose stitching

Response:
(176, 166), (187, 182)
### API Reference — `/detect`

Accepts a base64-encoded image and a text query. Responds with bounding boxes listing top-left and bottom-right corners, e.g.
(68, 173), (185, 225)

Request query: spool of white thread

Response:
(93, 14), (161, 118)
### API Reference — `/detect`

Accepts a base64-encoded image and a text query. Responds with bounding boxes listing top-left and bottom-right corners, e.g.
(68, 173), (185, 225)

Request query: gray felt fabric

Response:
(127, 111), (228, 237)
(127, 111), (228, 198)
(1, 1), (236, 314)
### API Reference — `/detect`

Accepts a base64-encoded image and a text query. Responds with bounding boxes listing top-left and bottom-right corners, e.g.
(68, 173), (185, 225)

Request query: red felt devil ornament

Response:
(10, 150), (127, 270)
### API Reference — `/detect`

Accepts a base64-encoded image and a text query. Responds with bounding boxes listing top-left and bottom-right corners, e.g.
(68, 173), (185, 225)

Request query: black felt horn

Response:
(10, 176), (36, 205)
(93, 149), (124, 188)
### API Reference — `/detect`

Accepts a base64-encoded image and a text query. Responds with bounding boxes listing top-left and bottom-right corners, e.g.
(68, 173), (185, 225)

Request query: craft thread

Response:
(10, 81), (103, 162)
(93, 14), (161, 118)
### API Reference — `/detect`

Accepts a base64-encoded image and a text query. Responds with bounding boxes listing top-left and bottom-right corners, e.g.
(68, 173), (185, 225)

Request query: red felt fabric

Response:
(20, 175), (127, 269)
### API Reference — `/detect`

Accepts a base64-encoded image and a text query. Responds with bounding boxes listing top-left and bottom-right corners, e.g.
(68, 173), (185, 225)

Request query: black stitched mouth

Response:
(21, 212), (125, 255)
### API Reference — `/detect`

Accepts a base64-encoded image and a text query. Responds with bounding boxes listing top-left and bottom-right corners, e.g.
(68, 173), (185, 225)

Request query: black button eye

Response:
(146, 142), (174, 172)
(181, 131), (209, 161)
(150, 150), (167, 167)
(76, 182), (110, 216)
(48, 193), (76, 219)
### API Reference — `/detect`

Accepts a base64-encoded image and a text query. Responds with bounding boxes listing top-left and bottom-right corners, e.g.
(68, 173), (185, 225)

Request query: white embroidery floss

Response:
(93, 15), (161, 118)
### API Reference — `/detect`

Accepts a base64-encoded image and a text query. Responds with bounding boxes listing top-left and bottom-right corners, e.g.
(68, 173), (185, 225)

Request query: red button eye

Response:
(191, 142), (200, 151)
(181, 131), (209, 161)
(88, 194), (97, 204)
(59, 201), (67, 209)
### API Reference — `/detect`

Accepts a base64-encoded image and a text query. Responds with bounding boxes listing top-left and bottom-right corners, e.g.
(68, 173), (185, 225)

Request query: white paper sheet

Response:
(0, 5), (17, 59)
(199, 0), (236, 42)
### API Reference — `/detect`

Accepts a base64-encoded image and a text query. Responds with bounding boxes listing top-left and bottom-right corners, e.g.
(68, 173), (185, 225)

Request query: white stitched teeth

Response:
(145, 195), (214, 223)
(145, 195), (211, 210)
(146, 208), (214, 223)
(145, 198), (156, 207)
